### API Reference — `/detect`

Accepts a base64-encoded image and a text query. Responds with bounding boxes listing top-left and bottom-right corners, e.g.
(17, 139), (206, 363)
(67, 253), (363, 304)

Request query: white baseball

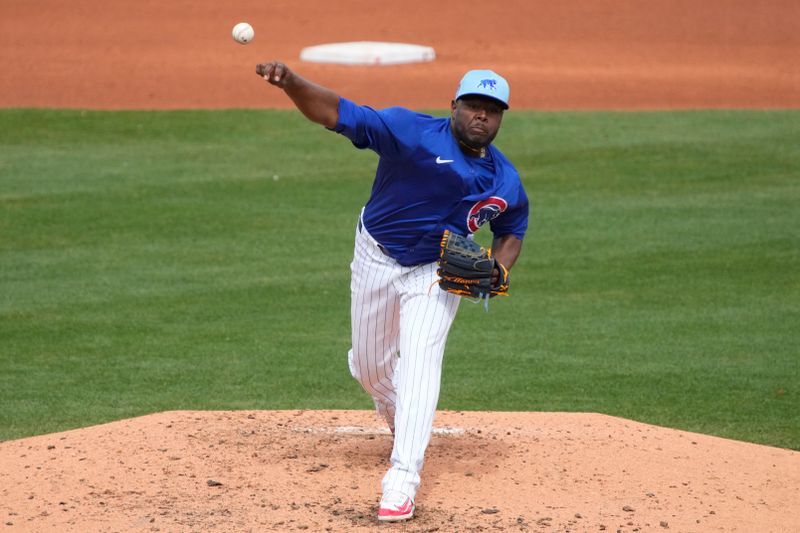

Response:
(232, 22), (254, 45)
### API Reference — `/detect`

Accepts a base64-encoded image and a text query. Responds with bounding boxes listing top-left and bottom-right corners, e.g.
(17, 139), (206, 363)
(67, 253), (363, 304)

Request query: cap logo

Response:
(478, 79), (498, 91)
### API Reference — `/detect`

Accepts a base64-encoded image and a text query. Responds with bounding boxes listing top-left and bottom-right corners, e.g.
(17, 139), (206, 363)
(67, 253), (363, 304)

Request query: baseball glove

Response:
(437, 230), (509, 300)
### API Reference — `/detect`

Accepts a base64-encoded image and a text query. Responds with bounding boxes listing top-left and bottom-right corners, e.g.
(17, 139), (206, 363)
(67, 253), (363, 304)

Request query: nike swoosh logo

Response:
(436, 156), (454, 164)
(398, 498), (413, 513)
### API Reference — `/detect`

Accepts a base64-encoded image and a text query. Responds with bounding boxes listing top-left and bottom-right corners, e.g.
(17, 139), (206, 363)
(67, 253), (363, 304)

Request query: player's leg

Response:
(347, 219), (402, 430)
(381, 262), (460, 504)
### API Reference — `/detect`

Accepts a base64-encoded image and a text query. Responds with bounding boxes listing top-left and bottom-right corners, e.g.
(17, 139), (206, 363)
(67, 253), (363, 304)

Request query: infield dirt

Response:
(1, 0), (798, 110)
(1, 1), (799, 532)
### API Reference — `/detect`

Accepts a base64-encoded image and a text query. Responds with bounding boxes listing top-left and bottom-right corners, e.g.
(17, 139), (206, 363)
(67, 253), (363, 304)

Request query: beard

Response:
(455, 121), (497, 149)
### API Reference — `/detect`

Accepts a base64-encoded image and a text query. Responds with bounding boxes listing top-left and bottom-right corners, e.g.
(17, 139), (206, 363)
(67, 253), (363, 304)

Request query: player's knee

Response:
(348, 348), (371, 384)
(348, 348), (393, 396)
(347, 348), (364, 380)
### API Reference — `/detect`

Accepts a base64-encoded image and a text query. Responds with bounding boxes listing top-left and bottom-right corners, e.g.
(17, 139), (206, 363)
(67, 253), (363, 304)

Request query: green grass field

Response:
(1, 108), (798, 449)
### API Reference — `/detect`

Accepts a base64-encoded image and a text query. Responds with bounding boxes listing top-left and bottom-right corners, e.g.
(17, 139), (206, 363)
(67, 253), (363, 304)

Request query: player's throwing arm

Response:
(255, 61), (339, 128)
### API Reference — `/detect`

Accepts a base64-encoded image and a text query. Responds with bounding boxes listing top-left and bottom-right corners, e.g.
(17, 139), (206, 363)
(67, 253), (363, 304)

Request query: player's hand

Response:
(491, 261), (509, 291)
(255, 61), (293, 88)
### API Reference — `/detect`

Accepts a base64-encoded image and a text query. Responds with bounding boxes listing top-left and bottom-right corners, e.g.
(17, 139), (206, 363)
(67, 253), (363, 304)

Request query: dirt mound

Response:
(1, 410), (798, 532)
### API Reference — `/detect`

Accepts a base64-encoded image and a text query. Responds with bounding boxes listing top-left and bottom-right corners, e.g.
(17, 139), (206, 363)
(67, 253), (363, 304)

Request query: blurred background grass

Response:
(1, 108), (797, 449)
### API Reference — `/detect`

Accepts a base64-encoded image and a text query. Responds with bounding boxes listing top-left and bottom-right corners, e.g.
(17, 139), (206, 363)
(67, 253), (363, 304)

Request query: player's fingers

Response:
(255, 62), (272, 78)
(255, 61), (291, 87)
(272, 63), (287, 84)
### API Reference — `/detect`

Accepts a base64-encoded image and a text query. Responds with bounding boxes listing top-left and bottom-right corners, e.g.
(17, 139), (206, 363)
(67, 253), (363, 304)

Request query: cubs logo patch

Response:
(478, 79), (497, 91)
(467, 196), (508, 233)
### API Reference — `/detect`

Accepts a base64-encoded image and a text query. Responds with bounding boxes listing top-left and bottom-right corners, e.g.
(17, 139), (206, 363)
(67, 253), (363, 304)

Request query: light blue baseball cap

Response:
(454, 69), (510, 109)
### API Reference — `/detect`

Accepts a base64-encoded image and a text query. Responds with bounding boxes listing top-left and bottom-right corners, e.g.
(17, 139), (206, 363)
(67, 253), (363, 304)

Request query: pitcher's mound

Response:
(1, 410), (798, 532)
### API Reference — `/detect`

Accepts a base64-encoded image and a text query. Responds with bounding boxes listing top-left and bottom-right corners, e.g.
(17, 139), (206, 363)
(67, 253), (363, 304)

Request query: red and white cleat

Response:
(377, 491), (415, 522)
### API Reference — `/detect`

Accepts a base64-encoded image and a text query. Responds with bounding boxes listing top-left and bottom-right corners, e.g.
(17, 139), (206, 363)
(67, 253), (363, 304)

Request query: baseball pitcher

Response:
(256, 61), (529, 522)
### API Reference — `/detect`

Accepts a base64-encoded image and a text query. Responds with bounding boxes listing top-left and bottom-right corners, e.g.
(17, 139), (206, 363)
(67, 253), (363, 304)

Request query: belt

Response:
(358, 218), (392, 257)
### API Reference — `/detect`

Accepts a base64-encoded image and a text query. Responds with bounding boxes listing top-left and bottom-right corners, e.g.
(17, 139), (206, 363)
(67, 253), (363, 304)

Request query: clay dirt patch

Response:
(1, 410), (798, 532)
(1, 0), (798, 110)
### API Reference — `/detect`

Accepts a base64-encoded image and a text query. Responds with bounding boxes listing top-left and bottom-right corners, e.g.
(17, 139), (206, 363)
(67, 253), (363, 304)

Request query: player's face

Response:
(450, 96), (505, 150)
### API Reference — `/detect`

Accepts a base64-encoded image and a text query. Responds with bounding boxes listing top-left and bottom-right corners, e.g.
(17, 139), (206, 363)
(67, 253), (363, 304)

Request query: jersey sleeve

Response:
(332, 97), (416, 160)
(490, 186), (529, 240)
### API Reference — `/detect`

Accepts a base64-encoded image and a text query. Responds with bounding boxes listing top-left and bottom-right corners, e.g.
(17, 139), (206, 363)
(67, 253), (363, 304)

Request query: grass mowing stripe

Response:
(1, 108), (798, 449)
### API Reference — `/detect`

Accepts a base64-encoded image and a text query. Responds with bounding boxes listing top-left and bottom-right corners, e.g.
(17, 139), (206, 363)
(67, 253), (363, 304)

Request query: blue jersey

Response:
(334, 97), (529, 266)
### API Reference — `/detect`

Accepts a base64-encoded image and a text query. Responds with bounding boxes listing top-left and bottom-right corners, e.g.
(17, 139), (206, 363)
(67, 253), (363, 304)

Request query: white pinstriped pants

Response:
(348, 215), (460, 501)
